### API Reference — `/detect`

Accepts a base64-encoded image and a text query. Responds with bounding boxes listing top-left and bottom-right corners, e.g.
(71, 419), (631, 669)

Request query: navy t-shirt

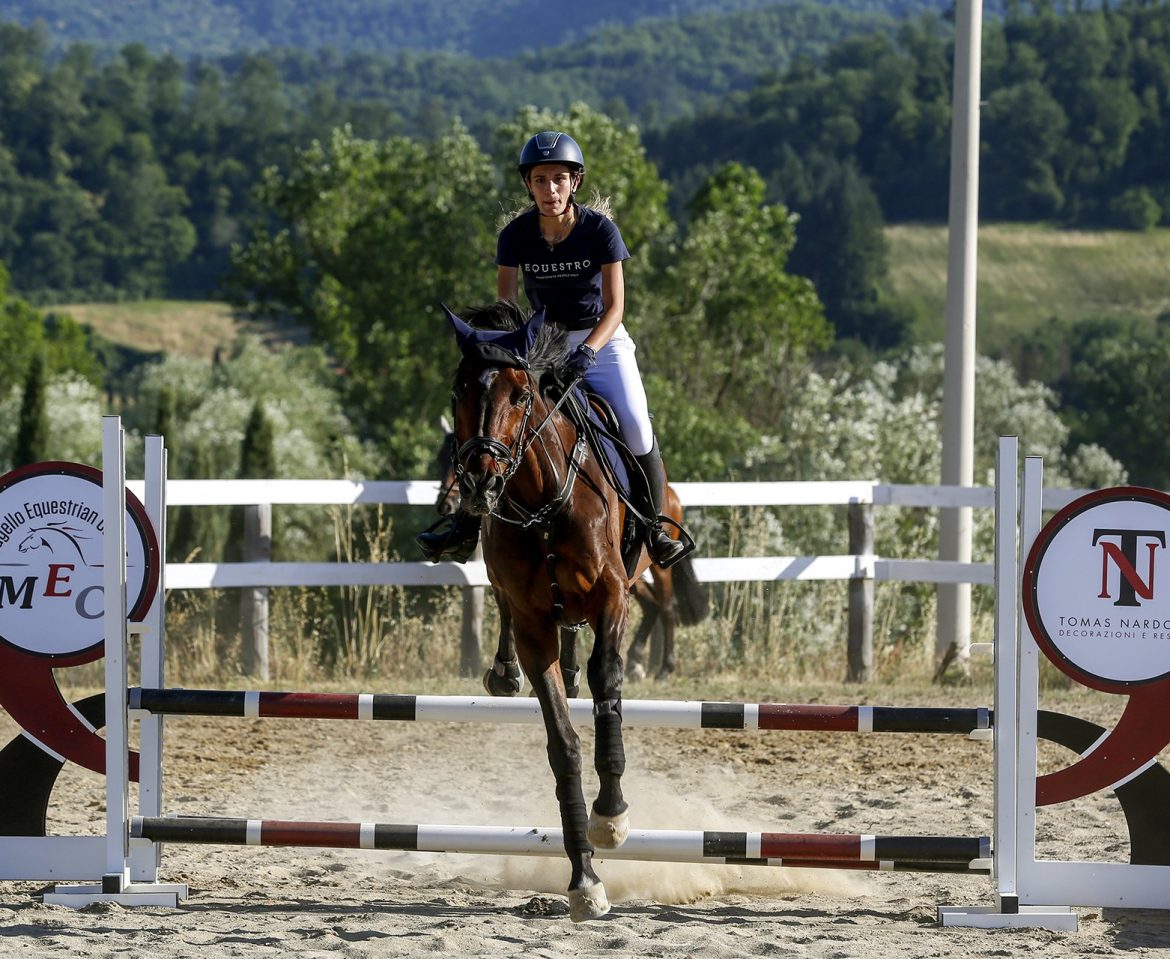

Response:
(496, 204), (630, 328)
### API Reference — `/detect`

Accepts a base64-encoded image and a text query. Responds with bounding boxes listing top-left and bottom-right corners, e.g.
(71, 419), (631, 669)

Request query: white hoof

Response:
(627, 662), (646, 683)
(568, 880), (610, 922)
(587, 808), (630, 849)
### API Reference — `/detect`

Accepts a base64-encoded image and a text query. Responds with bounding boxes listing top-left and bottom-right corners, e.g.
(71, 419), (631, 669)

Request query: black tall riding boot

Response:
(633, 438), (687, 569)
(415, 512), (482, 563)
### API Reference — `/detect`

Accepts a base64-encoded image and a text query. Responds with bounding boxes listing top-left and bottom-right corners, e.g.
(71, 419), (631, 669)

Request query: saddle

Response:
(557, 384), (649, 580)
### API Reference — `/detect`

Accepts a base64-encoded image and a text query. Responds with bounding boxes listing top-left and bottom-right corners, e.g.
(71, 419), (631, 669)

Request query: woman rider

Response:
(418, 130), (688, 568)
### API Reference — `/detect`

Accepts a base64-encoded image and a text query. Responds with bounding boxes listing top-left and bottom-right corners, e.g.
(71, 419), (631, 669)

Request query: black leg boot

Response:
(633, 438), (687, 569)
(415, 512), (482, 563)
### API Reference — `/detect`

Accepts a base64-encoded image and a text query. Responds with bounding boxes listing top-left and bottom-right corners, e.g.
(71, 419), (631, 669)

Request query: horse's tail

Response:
(673, 553), (709, 626)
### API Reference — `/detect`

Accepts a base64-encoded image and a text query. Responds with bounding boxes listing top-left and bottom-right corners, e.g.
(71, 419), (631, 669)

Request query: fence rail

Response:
(130, 478), (1089, 682)
(129, 478), (1085, 590)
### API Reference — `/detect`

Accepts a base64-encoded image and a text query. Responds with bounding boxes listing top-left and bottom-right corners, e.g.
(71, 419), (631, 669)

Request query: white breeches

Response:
(567, 325), (654, 456)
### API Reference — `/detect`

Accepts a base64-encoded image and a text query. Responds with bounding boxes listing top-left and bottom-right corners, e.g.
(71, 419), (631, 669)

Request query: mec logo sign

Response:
(0, 462), (158, 662)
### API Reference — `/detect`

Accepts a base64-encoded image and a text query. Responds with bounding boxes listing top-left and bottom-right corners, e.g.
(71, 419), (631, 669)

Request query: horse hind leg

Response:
(523, 646), (609, 921)
(624, 582), (657, 683)
(656, 587), (680, 680)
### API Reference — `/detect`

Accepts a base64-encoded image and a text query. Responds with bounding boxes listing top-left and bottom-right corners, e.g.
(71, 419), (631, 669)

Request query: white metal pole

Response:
(101, 415), (130, 892)
(992, 437), (1019, 910)
(1015, 456), (1045, 899)
(131, 435), (166, 882)
(937, 0), (984, 672)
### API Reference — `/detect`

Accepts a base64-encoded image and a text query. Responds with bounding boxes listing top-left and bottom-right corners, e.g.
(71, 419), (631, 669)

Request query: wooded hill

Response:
(8, 0), (946, 58)
(4, 1), (1168, 355)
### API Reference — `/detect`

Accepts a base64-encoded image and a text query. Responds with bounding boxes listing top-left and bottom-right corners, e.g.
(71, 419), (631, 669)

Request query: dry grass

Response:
(885, 222), (1170, 351)
(56, 300), (308, 360)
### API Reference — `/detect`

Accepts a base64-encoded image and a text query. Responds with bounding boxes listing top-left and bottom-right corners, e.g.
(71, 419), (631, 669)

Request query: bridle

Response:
(452, 363), (588, 529)
(454, 379), (535, 488)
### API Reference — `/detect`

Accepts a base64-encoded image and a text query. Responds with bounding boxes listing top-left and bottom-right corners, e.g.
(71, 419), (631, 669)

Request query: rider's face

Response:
(526, 164), (578, 216)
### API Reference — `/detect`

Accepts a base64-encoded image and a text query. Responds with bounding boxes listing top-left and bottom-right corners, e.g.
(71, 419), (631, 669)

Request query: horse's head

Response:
(443, 302), (566, 516)
(17, 531), (41, 553)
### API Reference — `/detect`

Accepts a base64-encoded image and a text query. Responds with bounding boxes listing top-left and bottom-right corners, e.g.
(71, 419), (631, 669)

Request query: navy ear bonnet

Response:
(443, 304), (545, 370)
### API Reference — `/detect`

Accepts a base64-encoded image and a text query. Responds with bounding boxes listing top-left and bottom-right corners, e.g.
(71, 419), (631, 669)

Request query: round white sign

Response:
(1024, 487), (1170, 689)
(0, 462), (158, 661)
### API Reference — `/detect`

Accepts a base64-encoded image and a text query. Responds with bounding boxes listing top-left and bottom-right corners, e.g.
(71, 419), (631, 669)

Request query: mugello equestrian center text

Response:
(0, 500), (104, 547)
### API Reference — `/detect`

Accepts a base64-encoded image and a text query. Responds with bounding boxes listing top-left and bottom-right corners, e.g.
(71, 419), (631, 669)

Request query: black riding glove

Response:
(560, 344), (597, 382)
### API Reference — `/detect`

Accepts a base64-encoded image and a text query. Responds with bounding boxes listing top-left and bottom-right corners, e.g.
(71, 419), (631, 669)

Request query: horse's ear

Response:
(442, 303), (477, 354)
(519, 308), (545, 357)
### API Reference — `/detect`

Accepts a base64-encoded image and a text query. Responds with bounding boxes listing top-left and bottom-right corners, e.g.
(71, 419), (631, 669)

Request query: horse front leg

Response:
(483, 591), (524, 696)
(517, 632), (609, 921)
(586, 572), (630, 850)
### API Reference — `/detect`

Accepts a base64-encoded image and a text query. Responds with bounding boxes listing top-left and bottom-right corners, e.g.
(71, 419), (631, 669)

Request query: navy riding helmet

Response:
(517, 131), (585, 177)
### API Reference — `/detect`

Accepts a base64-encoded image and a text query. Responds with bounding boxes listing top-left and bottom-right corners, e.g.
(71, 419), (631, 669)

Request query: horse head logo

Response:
(16, 522), (95, 565)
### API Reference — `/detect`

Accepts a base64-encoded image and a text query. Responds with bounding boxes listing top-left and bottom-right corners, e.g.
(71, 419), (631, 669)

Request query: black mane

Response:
(458, 301), (568, 378)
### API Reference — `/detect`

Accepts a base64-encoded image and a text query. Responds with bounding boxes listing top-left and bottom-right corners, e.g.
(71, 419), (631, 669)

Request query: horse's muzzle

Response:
(459, 470), (503, 516)
(435, 490), (461, 516)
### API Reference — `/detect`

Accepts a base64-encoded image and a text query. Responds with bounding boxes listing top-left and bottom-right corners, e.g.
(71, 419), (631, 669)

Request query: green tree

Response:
(643, 163), (831, 430)
(128, 338), (374, 560)
(1057, 316), (1170, 489)
(1108, 187), (1161, 231)
(227, 123), (496, 472)
(226, 400), (278, 563)
(785, 160), (905, 348)
(238, 400), (277, 478)
(982, 81), (1068, 219)
(13, 352), (48, 466)
(0, 263), (104, 387)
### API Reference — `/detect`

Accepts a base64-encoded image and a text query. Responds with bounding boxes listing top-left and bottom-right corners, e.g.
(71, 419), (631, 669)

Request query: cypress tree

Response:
(239, 401), (276, 480)
(153, 386), (180, 557)
(227, 401), (277, 562)
(14, 353), (49, 466)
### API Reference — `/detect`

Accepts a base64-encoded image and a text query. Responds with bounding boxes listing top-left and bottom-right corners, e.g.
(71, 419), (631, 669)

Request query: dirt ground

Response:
(1, 677), (1168, 958)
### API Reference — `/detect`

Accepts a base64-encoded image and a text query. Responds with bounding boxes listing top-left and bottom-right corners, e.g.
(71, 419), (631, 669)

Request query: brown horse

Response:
(434, 423), (708, 691)
(444, 300), (684, 920)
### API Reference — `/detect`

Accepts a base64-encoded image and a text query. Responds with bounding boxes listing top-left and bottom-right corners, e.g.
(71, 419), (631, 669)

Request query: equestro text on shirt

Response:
(524, 260), (593, 275)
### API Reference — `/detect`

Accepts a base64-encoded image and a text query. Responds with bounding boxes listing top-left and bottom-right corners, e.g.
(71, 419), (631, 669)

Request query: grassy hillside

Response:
(885, 223), (1170, 353)
(66, 226), (1170, 368)
(57, 300), (304, 362)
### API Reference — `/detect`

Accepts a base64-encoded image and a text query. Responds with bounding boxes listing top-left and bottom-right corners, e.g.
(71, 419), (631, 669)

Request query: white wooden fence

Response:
(128, 478), (1089, 681)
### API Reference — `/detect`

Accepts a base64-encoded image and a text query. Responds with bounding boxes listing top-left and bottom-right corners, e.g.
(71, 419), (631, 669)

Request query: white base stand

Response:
(44, 882), (188, 909)
(937, 904), (1078, 931)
